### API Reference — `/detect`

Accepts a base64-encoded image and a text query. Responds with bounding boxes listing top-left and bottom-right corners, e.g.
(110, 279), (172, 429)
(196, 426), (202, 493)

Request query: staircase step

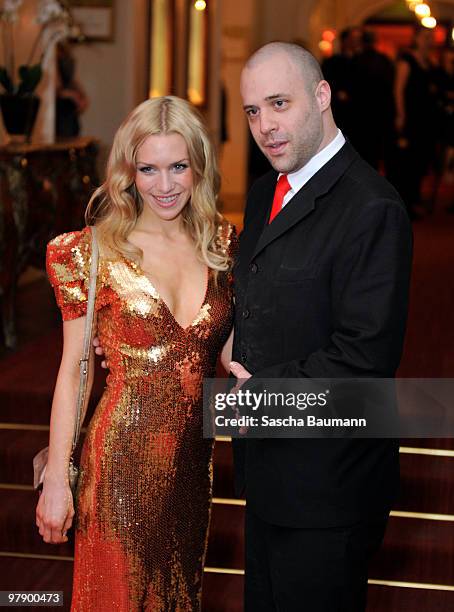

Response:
(0, 430), (50, 485)
(213, 440), (236, 499)
(0, 556), (73, 611)
(3, 432), (454, 519)
(0, 330), (105, 425)
(401, 438), (454, 451)
(202, 572), (243, 611)
(2, 555), (454, 612)
(213, 440), (454, 516)
(0, 489), (246, 569)
(0, 556), (245, 611)
(396, 452), (454, 515)
(371, 515), (454, 585)
(207, 503), (244, 570)
(367, 584), (454, 612)
(0, 489), (74, 558)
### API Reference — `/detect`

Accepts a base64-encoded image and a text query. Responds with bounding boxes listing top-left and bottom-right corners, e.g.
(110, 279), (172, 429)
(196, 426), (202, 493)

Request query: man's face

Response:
(241, 54), (323, 174)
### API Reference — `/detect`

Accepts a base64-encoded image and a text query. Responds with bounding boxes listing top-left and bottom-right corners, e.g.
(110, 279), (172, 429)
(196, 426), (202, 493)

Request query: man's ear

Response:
(315, 80), (331, 112)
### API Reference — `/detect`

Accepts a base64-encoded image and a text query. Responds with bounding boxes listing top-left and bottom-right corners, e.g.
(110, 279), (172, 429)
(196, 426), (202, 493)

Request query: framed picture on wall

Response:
(69, 0), (115, 42)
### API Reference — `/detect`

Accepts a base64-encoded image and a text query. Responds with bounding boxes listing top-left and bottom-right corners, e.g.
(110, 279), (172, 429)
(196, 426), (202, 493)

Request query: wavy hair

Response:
(85, 96), (228, 271)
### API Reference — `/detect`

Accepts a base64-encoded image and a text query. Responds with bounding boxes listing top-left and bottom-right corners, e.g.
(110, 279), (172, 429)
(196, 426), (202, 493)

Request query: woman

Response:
(392, 25), (438, 218)
(36, 96), (236, 611)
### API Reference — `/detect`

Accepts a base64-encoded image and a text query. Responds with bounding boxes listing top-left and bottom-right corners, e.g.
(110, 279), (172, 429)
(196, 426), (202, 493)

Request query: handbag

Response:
(33, 226), (99, 497)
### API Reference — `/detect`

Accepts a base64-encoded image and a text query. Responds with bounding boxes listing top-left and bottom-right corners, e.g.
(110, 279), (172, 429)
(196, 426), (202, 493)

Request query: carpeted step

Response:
(0, 556), (73, 611)
(0, 429), (86, 486)
(0, 489), (246, 568)
(3, 428), (454, 517)
(370, 515), (454, 586)
(207, 503), (244, 570)
(213, 440), (236, 499)
(0, 329), (106, 425)
(367, 584), (454, 612)
(396, 452), (454, 515)
(401, 438), (454, 450)
(0, 489), (74, 558)
(0, 556), (245, 612)
(213, 439), (454, 516)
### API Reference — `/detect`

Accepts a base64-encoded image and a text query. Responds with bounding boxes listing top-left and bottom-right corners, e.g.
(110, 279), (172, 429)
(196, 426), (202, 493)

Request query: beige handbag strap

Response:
(71, 226), (99, 454)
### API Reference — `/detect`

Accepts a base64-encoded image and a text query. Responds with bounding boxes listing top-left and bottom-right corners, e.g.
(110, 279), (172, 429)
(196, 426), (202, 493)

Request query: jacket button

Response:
(251, 263), (258, 273)
(243, 309), (250, 319)
(241, 352), (247, 362)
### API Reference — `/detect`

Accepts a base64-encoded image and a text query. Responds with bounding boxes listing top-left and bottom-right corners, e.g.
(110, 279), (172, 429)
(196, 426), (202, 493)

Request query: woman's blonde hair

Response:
(86, 96), (228, 271)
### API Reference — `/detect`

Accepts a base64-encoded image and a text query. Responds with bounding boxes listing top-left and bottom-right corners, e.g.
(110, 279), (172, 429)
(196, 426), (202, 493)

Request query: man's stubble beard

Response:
(266, 102), (323, 174)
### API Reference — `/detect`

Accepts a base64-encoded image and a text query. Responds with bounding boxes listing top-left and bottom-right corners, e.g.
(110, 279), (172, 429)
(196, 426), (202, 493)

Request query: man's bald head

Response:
(244, 42), (324, 95)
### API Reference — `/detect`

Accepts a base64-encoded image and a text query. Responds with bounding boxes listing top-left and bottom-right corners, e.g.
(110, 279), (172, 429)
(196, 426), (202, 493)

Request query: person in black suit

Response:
(229, 42), (413, 612)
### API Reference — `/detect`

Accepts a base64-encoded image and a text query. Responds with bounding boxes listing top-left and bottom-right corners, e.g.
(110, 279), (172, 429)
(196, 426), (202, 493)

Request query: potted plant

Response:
(0, 0), (79, 143)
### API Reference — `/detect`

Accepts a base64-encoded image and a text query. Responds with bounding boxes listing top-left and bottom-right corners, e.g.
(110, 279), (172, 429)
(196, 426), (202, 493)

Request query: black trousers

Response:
(244, 508), (388, 612)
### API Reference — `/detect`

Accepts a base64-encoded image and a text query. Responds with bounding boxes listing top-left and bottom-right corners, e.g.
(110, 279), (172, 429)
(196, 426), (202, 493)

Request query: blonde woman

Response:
(36, 96), (236, 611)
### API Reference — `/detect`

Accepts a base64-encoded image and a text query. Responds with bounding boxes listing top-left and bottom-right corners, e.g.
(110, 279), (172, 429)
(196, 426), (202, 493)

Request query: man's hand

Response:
(229, 361), (251, 391)
(230, 362), (252, 434)
(93, 336), (108, 369)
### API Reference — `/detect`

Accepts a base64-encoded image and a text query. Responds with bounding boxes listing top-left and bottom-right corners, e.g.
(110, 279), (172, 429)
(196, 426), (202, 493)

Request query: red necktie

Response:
(269, 174), (291, 223)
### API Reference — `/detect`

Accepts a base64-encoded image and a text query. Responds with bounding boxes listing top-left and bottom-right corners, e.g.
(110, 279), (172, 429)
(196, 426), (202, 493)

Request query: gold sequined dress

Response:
(46, 222), (236, 611)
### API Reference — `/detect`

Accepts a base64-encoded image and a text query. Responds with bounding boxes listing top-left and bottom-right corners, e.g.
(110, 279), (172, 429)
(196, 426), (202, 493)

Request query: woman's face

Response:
(135, 132), (193, 222)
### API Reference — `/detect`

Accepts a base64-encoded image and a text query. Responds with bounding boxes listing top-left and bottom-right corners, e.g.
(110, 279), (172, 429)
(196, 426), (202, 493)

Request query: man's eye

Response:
(246, 108), (258, 117)
(274, 100), (287, 108)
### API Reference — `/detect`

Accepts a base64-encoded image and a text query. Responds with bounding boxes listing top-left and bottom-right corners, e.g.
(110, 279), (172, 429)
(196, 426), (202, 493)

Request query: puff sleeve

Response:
(46, 227), (93, 321)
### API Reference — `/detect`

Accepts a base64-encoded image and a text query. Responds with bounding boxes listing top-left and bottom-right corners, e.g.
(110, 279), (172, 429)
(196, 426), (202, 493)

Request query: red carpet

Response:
(1, 197), (453, 610)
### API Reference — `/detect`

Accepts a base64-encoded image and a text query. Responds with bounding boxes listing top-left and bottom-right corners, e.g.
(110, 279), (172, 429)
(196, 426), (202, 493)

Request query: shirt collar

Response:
(279, 129), (346, 194)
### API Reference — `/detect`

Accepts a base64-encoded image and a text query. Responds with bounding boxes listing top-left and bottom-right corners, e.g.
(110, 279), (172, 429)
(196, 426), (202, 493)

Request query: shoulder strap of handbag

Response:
(71, 226), (99, 454)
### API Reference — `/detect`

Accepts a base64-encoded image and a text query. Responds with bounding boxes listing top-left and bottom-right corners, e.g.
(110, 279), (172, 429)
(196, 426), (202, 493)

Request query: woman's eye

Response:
(174, 163), (188, 172)
(138, 166), (153, 174)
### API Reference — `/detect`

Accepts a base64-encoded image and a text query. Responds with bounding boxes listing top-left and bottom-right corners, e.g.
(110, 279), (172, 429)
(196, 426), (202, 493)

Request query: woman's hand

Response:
(36, 478), (74, 544)
(93, 336), (108, 369)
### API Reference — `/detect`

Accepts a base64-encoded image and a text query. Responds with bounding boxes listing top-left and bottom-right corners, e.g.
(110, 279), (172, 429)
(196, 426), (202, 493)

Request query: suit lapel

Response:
(250, 142), (359, 262)
(252, 183), (317, 260)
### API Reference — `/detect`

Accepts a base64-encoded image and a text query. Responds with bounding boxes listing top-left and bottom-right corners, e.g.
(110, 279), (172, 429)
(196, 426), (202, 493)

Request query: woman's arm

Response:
(36, 316), (95, 544)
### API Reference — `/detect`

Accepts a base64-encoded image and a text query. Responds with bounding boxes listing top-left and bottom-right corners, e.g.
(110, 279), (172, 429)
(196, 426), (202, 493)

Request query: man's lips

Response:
(263, 141), (288, 155)
(152, 193), (181, 207)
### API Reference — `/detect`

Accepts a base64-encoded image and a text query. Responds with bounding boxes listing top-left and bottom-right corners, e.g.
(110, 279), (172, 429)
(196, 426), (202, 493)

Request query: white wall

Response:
(73, 0), (148, 169)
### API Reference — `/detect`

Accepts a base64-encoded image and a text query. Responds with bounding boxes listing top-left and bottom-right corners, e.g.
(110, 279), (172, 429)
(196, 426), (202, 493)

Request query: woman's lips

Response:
(152, 193), (180, 208)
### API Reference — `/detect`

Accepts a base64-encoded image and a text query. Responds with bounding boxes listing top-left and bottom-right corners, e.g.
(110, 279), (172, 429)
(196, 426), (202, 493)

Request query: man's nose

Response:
(259, 111), (278, 135)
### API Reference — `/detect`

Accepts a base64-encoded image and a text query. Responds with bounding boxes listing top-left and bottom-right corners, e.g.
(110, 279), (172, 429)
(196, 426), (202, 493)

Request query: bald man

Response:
(229, 42), (412, 611)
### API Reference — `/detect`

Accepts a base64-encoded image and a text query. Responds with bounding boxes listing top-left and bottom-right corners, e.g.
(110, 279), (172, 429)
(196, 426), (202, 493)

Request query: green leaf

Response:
(0, 67), (15, 95)
(17, 63), (42, 95)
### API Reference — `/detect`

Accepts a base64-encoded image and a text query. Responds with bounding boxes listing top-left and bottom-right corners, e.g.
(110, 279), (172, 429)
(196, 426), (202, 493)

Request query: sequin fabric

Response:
(46, 221), (237, 611)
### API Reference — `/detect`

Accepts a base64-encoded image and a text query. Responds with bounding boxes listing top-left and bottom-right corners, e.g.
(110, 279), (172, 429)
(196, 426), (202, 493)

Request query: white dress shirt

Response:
(281, 129), (346, 208)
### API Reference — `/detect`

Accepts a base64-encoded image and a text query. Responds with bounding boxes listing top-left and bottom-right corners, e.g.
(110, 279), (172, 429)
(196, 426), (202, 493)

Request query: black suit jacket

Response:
(232, 142), (413, 528)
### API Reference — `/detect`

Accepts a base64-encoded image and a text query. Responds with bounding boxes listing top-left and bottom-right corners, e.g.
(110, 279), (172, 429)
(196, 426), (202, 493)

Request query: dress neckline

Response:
(124, 255), (211, 332)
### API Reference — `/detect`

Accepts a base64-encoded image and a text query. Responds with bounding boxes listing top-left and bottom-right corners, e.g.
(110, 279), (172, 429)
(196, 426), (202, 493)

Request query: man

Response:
(322, 27), (362, 140)
(350, 30), (395, 170)
(229, 42), (412, 611)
